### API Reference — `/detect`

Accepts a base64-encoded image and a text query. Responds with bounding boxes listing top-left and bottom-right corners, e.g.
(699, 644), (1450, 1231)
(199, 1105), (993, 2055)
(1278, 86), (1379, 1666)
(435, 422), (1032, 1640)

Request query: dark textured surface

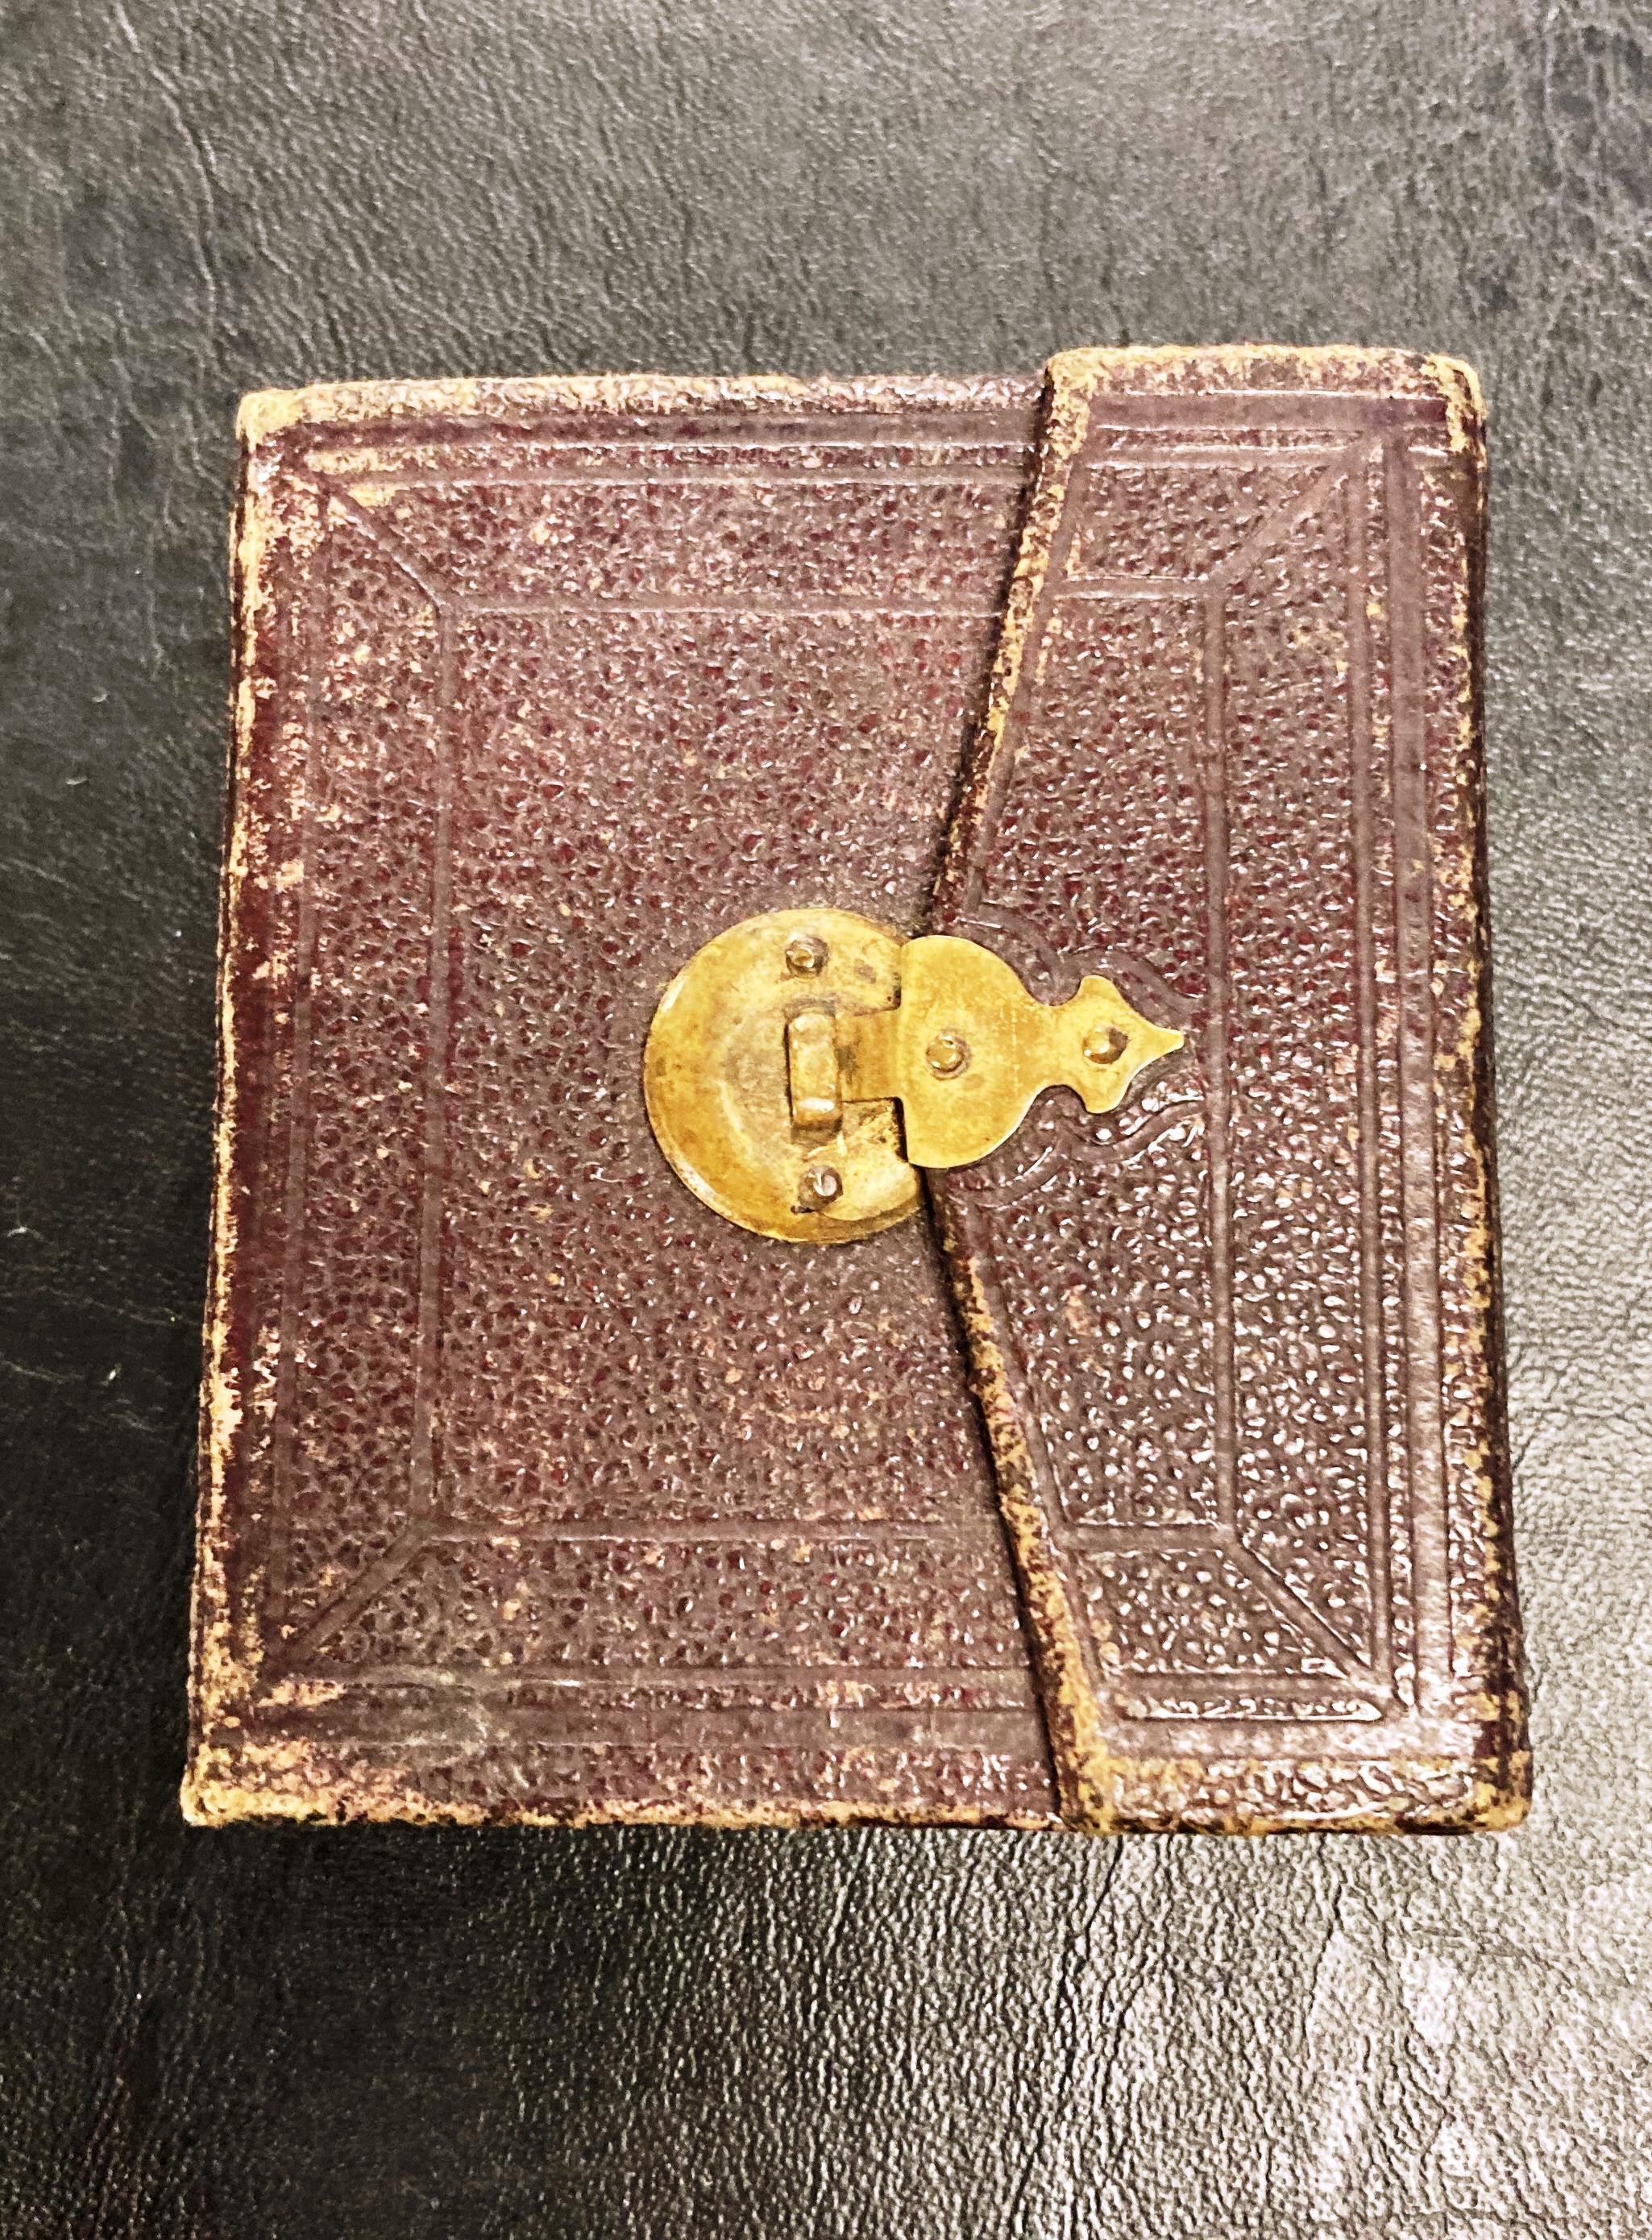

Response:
(2, 0), (1647, 2230)
(193, 379), (1057, 1824)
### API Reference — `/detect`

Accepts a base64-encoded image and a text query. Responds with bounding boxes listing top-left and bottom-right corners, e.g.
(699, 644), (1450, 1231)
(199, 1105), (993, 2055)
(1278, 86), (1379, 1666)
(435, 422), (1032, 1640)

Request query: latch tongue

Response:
(645, 908), (1181, 1244)
(812, 934), (1181, 1170)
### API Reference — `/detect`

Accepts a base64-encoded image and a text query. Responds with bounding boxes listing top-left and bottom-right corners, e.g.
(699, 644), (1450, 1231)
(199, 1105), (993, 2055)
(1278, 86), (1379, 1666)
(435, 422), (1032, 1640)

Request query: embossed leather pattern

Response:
(932, 349), (1525, 1831)
(187, 354), (1524, 1831)
(189, 377), (1061, 1824)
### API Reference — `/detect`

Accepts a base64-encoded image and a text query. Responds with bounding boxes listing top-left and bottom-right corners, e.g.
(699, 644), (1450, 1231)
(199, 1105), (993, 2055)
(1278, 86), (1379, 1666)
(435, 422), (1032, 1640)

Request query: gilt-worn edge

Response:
(182, 1760), (1065, 1833)
(181, 412), (272, 1824)
(1422, 364), (1531, 1829)
(1047, 341), (1480, 447)
(235, 369), (1042, 444)
(928, 359), (1127, 1828)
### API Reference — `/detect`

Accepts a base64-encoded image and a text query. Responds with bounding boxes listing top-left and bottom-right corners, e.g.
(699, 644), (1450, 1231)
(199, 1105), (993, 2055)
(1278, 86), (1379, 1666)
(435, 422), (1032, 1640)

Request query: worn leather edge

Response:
(235, 369), (1043, 445)
(930, 345), (1531, 1835)
(1430, 359), (1533, 1831)
(179, 413), (262, 1826)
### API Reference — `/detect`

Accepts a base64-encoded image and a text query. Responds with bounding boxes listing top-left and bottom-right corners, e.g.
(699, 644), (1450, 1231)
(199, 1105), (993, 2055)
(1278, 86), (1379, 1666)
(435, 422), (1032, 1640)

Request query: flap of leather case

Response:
(928, 347), (1528, 1831)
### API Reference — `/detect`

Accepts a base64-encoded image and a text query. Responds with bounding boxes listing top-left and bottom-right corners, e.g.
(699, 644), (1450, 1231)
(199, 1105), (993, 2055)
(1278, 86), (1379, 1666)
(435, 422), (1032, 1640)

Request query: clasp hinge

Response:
(645, 909), (1182, 1244)
(790, 933), (1180, 1169)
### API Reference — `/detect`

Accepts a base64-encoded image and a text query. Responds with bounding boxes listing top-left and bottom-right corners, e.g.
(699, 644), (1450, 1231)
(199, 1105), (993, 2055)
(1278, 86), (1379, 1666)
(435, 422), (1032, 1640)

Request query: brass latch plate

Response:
(644, 909), (1181, 1243)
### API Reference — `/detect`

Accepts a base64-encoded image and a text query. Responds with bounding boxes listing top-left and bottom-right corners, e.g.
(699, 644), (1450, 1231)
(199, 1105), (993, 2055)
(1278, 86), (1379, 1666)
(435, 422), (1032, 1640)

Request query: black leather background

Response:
(3, 2), (1648, 2233)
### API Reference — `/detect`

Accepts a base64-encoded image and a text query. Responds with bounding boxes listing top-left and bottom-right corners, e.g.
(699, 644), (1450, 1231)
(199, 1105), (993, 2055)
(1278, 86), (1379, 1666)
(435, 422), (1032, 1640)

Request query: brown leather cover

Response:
(185, 353), (1527, 1831)
(931, 348), (1527, 1831)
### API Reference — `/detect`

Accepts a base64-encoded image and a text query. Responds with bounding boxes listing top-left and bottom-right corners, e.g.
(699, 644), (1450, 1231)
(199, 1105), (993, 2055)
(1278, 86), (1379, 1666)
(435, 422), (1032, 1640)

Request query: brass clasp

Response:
(644, 909), (1181, 1243)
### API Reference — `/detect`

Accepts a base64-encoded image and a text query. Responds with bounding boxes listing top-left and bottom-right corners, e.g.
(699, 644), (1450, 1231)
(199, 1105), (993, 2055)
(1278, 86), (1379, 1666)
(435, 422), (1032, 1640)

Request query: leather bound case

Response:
(185, 349), (1528, 1833)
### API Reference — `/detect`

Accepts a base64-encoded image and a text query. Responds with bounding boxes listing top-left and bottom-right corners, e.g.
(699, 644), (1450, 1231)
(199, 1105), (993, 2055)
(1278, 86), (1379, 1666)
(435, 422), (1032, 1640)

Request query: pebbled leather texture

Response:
(3, 1), (1649, 2234)
(933, 347), (1525, 1833)
(192, 376), (1058, 1826)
